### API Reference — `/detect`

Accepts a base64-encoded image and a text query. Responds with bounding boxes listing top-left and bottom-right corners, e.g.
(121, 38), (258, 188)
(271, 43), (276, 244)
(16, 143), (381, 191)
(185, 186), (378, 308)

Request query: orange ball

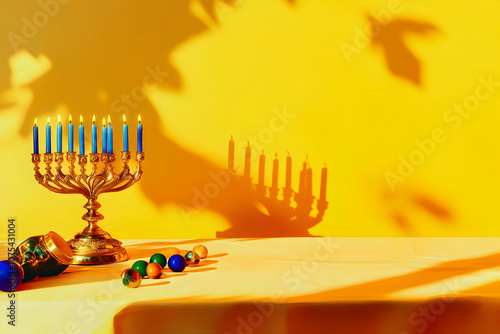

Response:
(146, 262), (163, 279)
(193, 244), (208, 259)
(163, 247), (180, 259)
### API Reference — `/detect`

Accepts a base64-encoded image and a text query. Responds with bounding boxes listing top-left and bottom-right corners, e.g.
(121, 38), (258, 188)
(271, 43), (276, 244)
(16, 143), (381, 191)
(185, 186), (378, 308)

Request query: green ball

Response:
(132, 260), (149, 278)
(150, 253), (167, 269)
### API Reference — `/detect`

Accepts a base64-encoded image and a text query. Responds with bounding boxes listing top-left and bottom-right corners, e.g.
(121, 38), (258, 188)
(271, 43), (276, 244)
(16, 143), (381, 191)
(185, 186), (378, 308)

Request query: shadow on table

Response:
(289, 251), (500, 301)
(113, 298), (500, 334)
(113, 250), (500, 333)
(16, 239), (222, 291)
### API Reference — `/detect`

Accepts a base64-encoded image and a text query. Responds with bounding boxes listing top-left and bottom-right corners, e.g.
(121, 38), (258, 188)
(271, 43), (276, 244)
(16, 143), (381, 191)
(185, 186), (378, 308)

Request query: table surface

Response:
(2, 238), (500, 333)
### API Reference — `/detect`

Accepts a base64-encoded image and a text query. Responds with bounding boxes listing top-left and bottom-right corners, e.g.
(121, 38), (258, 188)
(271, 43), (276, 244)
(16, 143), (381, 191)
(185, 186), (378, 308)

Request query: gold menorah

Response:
(31, 151), (145, 265)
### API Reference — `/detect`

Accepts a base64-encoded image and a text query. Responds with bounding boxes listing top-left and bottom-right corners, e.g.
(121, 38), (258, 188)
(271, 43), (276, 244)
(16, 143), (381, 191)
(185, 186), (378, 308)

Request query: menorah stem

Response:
(68, 194), (128, 264)
(82, 198), (104, 224)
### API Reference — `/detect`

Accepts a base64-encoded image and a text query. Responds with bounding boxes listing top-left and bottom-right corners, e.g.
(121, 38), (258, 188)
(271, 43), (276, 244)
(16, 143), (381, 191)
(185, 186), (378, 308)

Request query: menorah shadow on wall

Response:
(216, 137), (328, 237)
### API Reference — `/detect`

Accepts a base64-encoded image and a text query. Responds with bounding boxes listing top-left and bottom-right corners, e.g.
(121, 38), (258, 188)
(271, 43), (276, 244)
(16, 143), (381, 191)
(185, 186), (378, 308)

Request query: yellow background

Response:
(1, 0), (500, 241)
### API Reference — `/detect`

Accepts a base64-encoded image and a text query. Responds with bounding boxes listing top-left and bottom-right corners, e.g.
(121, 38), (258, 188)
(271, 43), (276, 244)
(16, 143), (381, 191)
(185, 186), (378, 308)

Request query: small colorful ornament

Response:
(150, 253), (167, 268)
(185, 251), (200, 266)
(121, 268), (142, 288)
(132, 260), (149, 278)
(25, 239), (37, 253)
(193, 244), (208, 259)
(146, 262), (163, 279)
(0, 260), (24, 293)
(167, 254), (186, 272)
(163, 247), (180, 259)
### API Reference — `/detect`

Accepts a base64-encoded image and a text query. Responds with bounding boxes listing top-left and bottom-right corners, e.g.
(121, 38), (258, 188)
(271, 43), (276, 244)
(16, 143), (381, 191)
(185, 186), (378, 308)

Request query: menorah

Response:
(31, 151), (145, 264)
(218, 138), (328, 237)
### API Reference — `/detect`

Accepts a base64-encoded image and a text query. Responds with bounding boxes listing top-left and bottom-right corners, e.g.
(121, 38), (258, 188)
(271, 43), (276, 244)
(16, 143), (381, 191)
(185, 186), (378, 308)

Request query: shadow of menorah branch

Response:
(217, 140), (328, 237)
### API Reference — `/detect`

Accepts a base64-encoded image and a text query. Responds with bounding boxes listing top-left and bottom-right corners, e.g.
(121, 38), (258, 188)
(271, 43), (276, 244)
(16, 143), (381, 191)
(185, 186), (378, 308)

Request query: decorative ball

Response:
(193, 245), (208, 259)
(34, 246), (48, 260)
(168, 254), (186, 272)
(25, 239), (37, 253)
(150, 253), (167, 269)
(121, 268), (142, 288)
(132, 260), (149, 278)
(0, 260), (24, 293)
(163, 247), (180, 259)
(185, 251), (200, 266)
(146, 263), (163, 279)
(23, 251), (37, 264)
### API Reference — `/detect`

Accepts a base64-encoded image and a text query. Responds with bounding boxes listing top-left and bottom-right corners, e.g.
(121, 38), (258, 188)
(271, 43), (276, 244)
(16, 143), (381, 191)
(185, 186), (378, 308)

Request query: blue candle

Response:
(33, 118), (39, 154)
(107, 115), (113, 154)
(91, 115), (97, 154)
(101, 117), (107, 153)
(68, 115), (74, 152)
(79, 115), (85, 155)
(123, 114), (129, 152)
(46, 117), (51, 154)
(137, 115), (143, 152)
(57, 114), (62, 153)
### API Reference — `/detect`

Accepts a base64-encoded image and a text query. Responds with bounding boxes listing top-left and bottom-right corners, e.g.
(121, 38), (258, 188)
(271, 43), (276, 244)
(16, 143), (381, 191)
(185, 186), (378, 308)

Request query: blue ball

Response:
(0, 260), (24, 293)
(168, 254), (186, 272)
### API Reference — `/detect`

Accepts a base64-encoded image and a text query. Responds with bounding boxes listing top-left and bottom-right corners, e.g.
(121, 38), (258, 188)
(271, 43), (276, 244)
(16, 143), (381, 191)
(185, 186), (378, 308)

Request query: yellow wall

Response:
(1, 0), (500, 241)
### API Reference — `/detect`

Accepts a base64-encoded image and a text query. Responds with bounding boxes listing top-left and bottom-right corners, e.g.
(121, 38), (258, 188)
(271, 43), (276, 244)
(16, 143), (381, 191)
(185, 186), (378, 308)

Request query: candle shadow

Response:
(0, 0), (324, 238)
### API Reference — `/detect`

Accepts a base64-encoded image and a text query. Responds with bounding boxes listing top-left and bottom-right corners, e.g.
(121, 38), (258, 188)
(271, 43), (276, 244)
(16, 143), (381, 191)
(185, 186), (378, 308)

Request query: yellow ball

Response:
(193, 244), (208, 259)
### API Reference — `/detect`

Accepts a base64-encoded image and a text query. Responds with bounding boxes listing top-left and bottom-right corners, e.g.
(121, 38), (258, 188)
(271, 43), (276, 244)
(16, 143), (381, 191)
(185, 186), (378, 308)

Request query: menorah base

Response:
(67, 232), (129, 265)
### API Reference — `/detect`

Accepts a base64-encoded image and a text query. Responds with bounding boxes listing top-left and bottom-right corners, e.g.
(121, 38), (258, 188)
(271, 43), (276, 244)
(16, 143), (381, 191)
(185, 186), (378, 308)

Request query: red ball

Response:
(146, 262), (163, 279)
